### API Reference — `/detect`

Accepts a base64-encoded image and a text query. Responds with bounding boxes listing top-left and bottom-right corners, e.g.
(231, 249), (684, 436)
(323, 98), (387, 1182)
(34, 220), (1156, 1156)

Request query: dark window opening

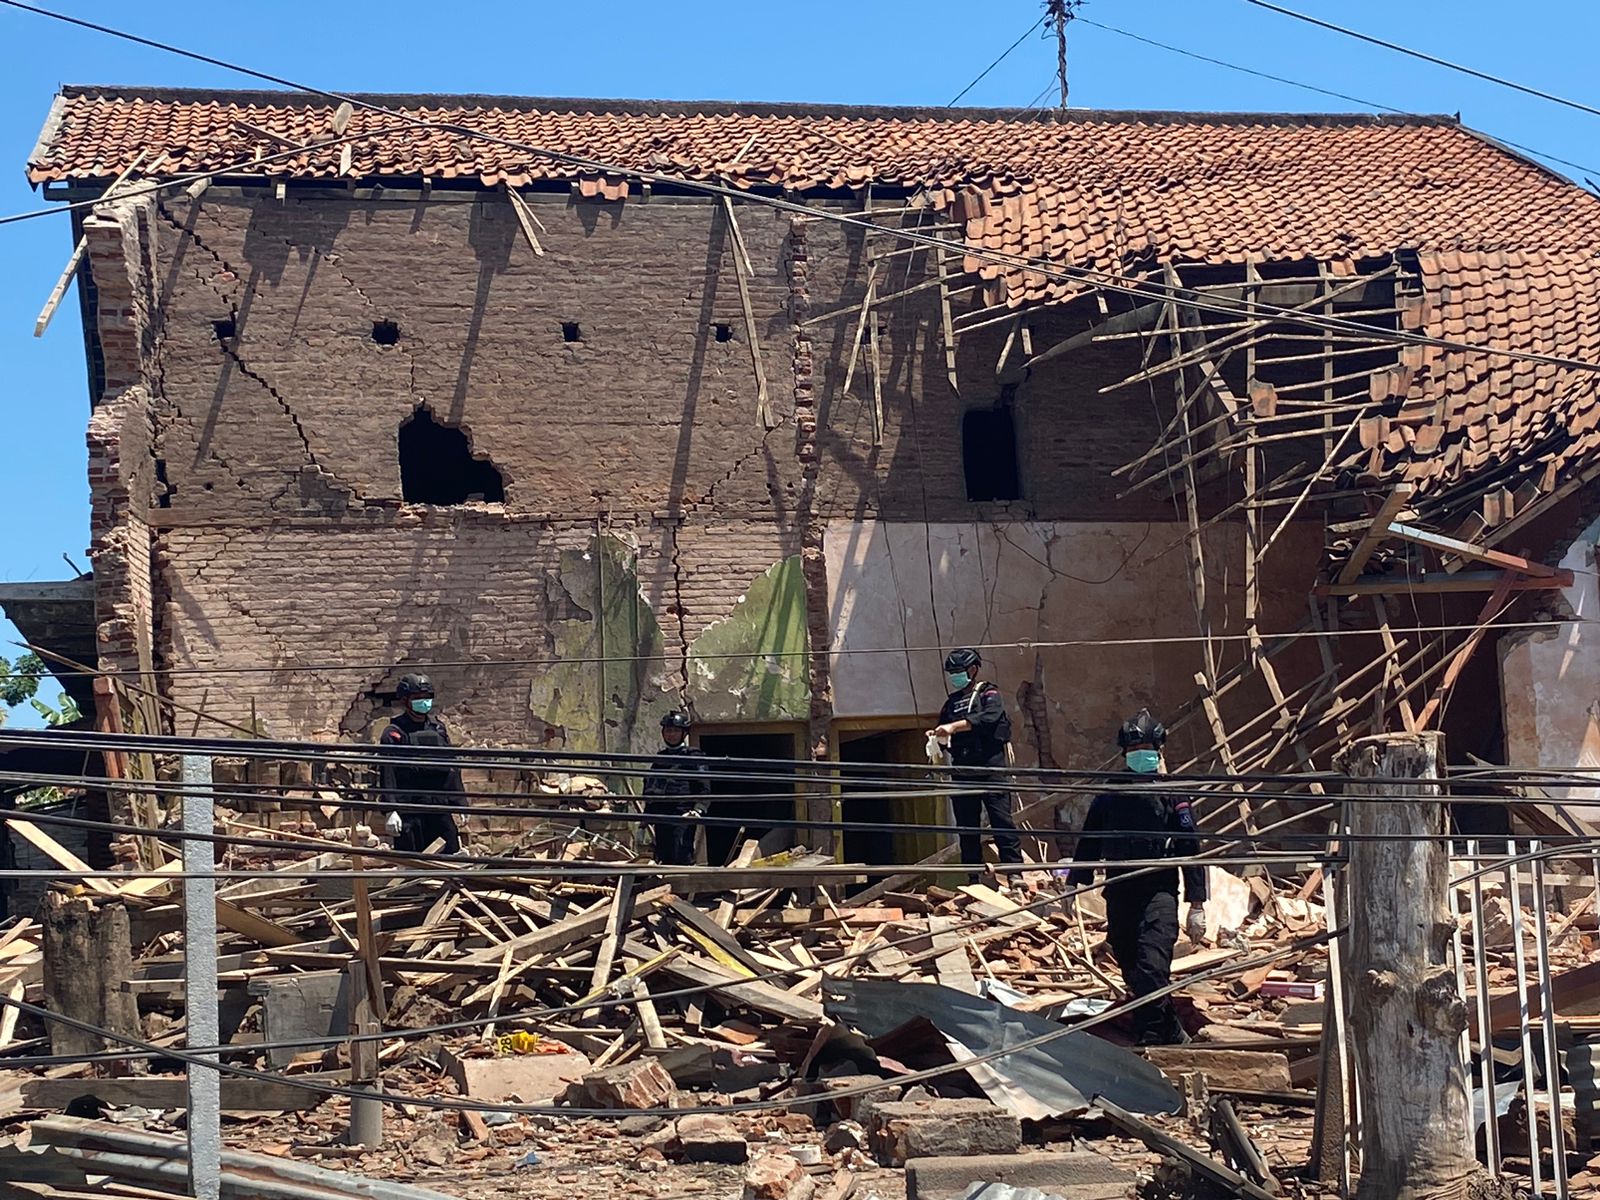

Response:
(561, 321), (582, 343)
(696, 731), (801, 866)
(372, 320), (400, 345)
(212, 318), (236, 342)
(962, 405), (1022, 502)
(399, 406), (505, 505)
(713, 322), (734, 343)
(154, 458), (170, 509)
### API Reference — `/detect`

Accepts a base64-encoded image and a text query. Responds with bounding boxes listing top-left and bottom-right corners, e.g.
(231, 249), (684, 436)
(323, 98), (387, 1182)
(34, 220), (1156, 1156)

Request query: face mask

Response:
(409, 698), (434, 716)
(1126, 749), (1162, 774)
(947, 671), (971, 690)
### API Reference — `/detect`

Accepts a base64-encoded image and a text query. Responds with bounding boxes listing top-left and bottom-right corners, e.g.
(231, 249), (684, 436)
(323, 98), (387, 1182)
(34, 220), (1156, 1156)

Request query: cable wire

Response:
(1241, 0), (1600, 122)
(948, 14), (1048, 106)
(2, 0), (1598, 378)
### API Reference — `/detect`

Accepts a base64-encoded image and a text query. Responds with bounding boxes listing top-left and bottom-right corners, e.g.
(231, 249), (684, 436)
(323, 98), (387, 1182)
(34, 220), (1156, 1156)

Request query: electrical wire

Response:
(947, 14), (1048, 106)
(5, 617), (1594, 681)
(1077, 15), (1600, 181)
(1241, 0), (1600, 123)
(2, 0), (1597, 379)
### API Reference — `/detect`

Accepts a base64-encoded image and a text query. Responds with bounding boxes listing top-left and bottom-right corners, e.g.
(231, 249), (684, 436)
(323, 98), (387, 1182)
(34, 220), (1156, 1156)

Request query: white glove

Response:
(384, 811), (403, 837)
(1184, 906), (1208, 944)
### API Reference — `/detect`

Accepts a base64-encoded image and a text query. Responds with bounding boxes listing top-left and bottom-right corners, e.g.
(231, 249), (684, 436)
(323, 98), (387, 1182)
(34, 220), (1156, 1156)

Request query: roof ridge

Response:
(54, 85), (1458, 127)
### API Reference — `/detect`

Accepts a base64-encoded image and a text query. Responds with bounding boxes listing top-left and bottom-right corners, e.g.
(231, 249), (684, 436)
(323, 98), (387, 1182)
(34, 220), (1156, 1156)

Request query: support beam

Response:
(1387, 521), (1560, 578)
(720, 198), (774, 430)
(1314, 569), (1571, 597)
(1415, 573), (1518, 729)
(34, 236), (87, 338)
(1335, 484), (1415, 586)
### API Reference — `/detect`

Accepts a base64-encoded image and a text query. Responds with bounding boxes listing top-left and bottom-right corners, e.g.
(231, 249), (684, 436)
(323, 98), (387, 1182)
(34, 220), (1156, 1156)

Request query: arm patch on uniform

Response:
(1173, 798), (1197, 830)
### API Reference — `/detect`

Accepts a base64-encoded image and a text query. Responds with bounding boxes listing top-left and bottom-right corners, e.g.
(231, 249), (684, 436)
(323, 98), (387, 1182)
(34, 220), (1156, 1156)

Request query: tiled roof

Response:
(30, 88), (1600, 508)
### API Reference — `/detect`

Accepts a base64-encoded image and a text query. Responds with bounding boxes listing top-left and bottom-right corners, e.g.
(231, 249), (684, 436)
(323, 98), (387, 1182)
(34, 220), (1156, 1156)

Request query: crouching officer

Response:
(928, 648), (1023, 877)
(1065, 708), (1207, 1045)
(378, 673), (465, 855)
(643, 710), (710, 866)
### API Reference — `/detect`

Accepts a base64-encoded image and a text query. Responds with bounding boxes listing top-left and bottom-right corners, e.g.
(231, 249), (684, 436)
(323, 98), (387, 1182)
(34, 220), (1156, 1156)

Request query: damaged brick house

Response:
(10, 86), (1600, 856)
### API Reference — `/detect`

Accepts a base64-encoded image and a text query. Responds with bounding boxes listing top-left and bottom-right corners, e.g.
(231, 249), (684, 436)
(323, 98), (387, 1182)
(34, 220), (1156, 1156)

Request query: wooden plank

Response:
(1335, 484), (1415, 586)
(4, 819), (118, 896)
(1315, 570), (1571, 596)
(641, 945), (824, 1024)
(714, 841), (760, 929)
(583, 874), (637, 1020)
(214, 899), (300, 949)
(721, 197), (773, 429)
(632, 974), (668, 1052)
(667, 897), (766, 977)
(455, 886), (669, 966)
(34, 236), (88, 338)
(1416, 572), (1518, 728)
(504, 184), (546, 256)
(1387, 521), (1559, 578)
(0, 978), (23, 1051)
(930, 916), (977, 995)
(20, 1075), (335, 1112)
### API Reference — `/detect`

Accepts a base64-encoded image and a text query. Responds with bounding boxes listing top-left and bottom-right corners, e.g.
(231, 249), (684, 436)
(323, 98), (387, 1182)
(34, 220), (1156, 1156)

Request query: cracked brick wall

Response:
(82, 184), (1261, 754)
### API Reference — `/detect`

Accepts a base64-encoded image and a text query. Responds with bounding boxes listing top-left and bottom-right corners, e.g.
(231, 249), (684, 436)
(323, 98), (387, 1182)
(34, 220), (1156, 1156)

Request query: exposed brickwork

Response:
(86, 387), (157, 682)
(64, 175), (1253, 767)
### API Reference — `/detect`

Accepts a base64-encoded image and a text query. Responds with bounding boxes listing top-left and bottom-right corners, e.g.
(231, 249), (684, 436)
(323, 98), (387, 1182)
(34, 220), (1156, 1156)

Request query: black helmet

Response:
(396, 673), (434, 699)
(943, 648), (982, 675)
(1117, 707), (1166, 750)
(661, 710), (692, 731)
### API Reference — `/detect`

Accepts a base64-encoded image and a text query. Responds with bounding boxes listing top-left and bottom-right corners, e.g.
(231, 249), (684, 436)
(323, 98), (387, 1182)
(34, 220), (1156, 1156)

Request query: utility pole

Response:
(1336, 732), (1486, 1199)
(1045, 0), (1082, 110)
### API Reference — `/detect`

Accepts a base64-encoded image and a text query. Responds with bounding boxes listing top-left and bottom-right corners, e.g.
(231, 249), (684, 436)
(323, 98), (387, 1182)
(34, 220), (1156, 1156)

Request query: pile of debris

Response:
(4, 806), (1599, 1198)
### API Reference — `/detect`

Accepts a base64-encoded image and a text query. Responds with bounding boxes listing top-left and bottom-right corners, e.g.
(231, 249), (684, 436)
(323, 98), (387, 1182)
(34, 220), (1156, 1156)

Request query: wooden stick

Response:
(721, 197), (773, 428)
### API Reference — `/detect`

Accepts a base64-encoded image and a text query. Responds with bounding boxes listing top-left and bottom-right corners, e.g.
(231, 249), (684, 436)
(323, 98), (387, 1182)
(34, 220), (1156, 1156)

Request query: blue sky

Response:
(1, 0), (1597, 725)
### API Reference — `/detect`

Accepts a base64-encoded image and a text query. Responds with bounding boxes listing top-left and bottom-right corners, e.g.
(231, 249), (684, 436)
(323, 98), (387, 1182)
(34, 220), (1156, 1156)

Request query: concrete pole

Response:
(1336, 732), (1486, 1200)
(182, 754), (221, 1200)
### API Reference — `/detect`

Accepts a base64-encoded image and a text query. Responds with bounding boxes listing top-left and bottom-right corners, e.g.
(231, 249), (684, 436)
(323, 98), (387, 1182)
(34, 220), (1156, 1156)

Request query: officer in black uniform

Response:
(1066, 708), (1208, 1045)
(642, 710), (711, 866)
(377, 673), (465, 855)
(928, 648), (1023, 876)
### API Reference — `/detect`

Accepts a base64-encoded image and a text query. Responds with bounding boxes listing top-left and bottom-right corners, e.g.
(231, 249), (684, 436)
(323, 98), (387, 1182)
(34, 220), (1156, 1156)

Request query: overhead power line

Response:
(1242, 0), (1600, 122)
(3, 1), (1600, 379)
(948, 14), (1047, 106)
(1079, 15), (1600, 181)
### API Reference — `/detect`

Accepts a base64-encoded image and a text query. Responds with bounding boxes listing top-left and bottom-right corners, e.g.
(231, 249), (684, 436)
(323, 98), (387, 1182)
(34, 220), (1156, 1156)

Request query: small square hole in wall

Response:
(562, 321), (582, 343)
(372, 319), (400, 345)
(713, 322), (734, 343)
(212, 318), (236, 342)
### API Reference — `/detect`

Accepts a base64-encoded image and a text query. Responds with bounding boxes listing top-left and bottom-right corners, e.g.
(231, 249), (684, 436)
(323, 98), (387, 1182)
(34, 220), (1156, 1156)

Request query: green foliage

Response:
(0, 652), (79, 726)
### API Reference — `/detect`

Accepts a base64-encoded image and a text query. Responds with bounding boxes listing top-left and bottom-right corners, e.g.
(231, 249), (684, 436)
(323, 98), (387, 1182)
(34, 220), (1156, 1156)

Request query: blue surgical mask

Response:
(409, 698), (434, 715)
(1126, 749), (1162, 774)
(947, 671), (971, 690)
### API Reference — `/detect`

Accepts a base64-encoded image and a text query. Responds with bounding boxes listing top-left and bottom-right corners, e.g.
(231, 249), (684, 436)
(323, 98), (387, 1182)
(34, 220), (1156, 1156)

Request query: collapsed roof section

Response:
(29, 87), (1600, 539)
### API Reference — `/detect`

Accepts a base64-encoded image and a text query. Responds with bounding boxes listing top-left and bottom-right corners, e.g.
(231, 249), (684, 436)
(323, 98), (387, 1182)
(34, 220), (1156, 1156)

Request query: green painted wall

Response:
(687, 554), (810, 722)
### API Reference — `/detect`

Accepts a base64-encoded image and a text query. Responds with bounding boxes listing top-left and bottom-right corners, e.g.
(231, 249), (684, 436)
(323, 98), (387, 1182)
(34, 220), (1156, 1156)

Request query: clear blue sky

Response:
(1, 0), (1597, 725)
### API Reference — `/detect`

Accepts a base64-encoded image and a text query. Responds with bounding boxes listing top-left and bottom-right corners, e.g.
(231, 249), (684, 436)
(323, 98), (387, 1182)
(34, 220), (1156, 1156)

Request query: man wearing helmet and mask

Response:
(927, 648), (1023, 878)
(1065, 707), (1207, 1045)
(378, 673), (465, 855)
(643, 710), (711, 866)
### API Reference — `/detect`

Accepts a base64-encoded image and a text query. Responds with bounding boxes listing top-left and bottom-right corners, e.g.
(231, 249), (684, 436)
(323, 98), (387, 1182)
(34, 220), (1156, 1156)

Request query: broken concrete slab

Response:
(676, 1113), (749, 1163)
(907, 1152), (1137, 1200)
(869, 1098), (1022, 1166)
(743, 1151), (816, 1200)
(1141, 1047), (1293, 1093)
(580, 1058), (678, 1110)
(441, 1044), (592, 1103)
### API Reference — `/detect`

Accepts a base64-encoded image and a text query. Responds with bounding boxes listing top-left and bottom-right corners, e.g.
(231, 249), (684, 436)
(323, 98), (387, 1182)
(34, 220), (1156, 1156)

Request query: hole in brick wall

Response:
(212, 318), (236, 342)
(713, 322), (734, 343)
(399, 405), (506, 505)
(372, 320), (400, 345)
(562, 321), (582, 343)
(154, 459), (170, 509)
(962, 403), (1022, 502)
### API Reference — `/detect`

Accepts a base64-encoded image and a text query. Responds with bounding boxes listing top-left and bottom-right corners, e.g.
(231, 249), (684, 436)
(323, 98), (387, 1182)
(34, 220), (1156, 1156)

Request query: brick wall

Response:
(82, 184), (1254, 750)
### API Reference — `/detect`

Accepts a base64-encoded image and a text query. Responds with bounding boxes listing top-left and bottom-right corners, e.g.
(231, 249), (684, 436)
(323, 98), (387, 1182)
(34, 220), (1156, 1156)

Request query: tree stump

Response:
(40, 892), (138, 1069)
(1338, 731), (1487, 1200)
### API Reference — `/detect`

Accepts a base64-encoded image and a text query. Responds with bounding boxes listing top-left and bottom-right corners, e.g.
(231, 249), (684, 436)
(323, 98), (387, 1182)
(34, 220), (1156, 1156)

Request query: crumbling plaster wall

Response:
(1501, 519), (1600, 810)
(826, 519), (1325, 783)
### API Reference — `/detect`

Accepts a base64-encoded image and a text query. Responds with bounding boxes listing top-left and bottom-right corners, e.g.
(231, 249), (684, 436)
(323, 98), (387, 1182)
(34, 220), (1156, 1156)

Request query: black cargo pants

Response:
(1104, 885), (1184, 1045)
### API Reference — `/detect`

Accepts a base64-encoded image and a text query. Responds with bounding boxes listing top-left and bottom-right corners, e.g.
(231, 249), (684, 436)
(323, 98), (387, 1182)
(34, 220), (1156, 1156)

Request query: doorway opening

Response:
(838, 725), (949, 893)
(696, 728), (803, 866)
